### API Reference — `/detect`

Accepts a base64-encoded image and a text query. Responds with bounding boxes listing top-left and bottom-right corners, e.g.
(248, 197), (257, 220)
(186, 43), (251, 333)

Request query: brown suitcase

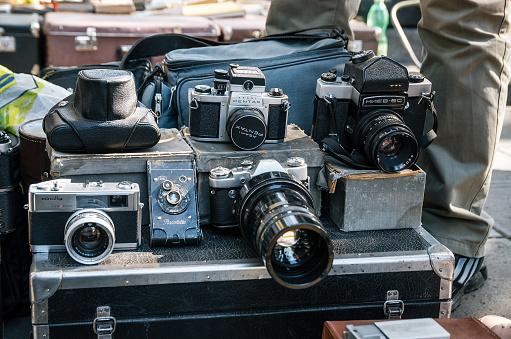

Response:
(43, 12), (221, 67)
(212, 14), (267, 42)
(350, 19), (378, 52)
(322, 318), (500, 339)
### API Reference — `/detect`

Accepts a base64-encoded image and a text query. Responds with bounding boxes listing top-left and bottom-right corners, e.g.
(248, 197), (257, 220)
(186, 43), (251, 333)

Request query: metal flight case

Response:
(30, 219), (454, 339)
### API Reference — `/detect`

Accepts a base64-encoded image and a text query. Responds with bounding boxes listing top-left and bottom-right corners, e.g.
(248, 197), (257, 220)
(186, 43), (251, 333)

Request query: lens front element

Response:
(64, 209), (115, 265)
(237, 171), (333, 289)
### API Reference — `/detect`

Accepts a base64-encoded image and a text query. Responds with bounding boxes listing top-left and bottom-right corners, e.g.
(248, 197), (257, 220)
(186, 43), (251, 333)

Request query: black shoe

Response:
(451, 264), (488, 311)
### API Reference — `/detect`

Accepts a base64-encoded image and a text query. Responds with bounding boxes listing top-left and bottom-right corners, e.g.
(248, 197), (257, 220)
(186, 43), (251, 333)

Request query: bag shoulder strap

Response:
(119, 25), (348, 69)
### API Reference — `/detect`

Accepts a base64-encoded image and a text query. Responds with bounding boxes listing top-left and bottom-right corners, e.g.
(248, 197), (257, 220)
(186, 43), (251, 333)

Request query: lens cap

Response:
(227, 108), (267, 150)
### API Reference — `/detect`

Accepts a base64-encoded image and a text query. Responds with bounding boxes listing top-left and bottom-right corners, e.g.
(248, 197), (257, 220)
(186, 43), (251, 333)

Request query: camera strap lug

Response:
(384, 290), (405, 319)
(93, 306), (116, 339)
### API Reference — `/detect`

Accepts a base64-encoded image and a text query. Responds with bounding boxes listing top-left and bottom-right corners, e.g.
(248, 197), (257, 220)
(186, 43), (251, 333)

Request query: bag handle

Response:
(119, 25), (348, 70)
(119, 34), (223, 70)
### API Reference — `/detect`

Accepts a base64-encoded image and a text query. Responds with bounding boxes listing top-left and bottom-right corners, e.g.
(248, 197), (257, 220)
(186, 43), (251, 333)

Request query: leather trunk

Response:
(43, 12), (221, 67)
(30, 220), (454, 339)
(0, 13), (43, 74)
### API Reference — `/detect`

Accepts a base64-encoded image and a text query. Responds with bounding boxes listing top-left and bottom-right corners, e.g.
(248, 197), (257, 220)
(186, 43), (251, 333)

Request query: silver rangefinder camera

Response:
(188, 64), (290, 151)
(28, 179), (143, 265)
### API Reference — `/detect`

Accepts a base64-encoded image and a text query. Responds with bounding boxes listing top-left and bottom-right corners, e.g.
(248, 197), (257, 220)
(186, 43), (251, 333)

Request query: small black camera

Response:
(311, 51), (435, 173)
(189, 64), (290, 151)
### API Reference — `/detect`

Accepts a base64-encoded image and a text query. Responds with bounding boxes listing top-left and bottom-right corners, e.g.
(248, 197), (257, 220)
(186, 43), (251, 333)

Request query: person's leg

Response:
(265, 0), (361, 42)
(417, 0), (511, 258)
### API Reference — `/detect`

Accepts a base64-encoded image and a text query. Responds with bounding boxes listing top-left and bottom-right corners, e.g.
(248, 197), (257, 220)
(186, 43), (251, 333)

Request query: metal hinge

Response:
(75, 27), (97, 51)
(93, 306), (116, 339)
(384, 290), (404, 319)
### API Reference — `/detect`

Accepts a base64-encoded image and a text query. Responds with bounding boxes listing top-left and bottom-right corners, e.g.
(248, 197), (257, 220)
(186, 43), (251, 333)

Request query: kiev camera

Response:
(28, 179), (143, 265)
(311, 50), (436, 173)
(189, 64), (290, 151)
(209, 158), (333, 289)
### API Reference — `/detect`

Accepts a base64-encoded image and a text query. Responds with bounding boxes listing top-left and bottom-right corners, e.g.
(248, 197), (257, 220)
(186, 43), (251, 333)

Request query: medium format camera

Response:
(28, 179), (143, 265)
(0, 130), (20, 235)
(311, 50), (435, 173)
(189, 64), (290, 150)
(147, 160), (201, 247)
(209, 158), (333, 289)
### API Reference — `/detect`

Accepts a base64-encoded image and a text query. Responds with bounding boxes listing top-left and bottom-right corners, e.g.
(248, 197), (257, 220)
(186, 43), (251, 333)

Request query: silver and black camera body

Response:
(28, 179), (143, 265)
(311, 50), (435, 173)
(189, 64), (290, 151)
(0, 130), (20, 235)
(209, 158), (333, 290)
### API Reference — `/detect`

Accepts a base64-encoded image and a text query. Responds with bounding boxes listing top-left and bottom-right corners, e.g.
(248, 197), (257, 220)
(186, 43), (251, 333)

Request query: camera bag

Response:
(119, 26), (353, 134)
(43, 69), (161, 154)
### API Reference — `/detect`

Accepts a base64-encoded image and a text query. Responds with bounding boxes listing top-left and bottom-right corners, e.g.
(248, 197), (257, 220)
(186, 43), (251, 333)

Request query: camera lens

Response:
(353, 110), (418, 173)
(237, 172), (333, 289)
(226, 108), (267, 150)
(64, 209), (115, 265)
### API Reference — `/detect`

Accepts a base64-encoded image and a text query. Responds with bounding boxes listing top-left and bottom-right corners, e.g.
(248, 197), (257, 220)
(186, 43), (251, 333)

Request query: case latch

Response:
(93, 306), (116, 339)
(0, 27), (16, 52)
(384, 290), (404, 319)
(75, 27), (97, 51)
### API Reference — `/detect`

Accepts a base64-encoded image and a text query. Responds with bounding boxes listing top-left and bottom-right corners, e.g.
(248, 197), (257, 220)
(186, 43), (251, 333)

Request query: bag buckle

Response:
(93, 306), (116, 339)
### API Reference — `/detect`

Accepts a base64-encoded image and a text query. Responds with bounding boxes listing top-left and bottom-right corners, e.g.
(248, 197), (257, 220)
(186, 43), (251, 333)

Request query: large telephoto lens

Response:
(237, 171), (333, 289)
(64, 209), (115, 265)
(354, 109), (418, 173)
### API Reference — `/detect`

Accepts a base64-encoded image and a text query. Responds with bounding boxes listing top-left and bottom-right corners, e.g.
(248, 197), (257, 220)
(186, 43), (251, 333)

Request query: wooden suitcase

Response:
(0, 13), (43, 74)
(43, 12), (221, 67)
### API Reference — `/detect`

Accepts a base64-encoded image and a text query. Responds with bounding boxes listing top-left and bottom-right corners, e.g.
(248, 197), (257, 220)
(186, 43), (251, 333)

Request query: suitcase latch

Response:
(93, 306), (116, 339)
(384, 290), (404, 319)
(75, 27), (98, 52)
(0, 27), (16, 53)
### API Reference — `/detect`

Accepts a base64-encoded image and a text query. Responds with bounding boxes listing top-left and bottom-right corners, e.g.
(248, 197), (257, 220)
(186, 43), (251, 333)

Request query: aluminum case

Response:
(30, 218), (454, 339)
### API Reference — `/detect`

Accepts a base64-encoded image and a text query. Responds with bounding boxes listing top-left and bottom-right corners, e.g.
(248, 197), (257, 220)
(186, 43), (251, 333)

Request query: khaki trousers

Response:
(267, 0), (511, 257)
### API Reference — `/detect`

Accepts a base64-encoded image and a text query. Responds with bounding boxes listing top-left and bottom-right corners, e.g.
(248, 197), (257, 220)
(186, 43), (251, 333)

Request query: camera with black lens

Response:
(189, 64), (290, 151)
(28, 179), (143, 265)
(311, 50), (436, 173)
(0, 130), (20, 235)
(209, 158), (333, 289)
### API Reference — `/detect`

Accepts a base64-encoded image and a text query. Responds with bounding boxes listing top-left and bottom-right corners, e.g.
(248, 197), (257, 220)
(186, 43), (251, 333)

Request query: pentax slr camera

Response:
(28, 179), (143, 265)
(311, 50), (436, 173)
(189, 64), (290, 150)
(209, 158), (333, 289)
(0, 130), (20, 235)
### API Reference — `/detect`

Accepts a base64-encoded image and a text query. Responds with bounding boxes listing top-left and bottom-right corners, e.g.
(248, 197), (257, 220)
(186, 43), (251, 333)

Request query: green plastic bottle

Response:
(367, 0), (389, 56)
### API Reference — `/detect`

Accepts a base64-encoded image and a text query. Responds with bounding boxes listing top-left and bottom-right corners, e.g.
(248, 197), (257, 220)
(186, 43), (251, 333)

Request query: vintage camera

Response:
(311, 50), (435, 173)
(28, 179), (143, 265)
(147, 160), (201, 247)
(0, 130), (20, 235)
(209, 158), (333, 289)
(189, 64), (290, 150)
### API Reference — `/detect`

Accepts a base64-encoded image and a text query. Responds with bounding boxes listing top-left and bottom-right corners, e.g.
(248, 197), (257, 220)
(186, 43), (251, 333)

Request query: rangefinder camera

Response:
(189, 64), (290, 150)
(311, 50), (435, 173)
(28, 179), (143, 265)
(209, 158), (333, 289)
